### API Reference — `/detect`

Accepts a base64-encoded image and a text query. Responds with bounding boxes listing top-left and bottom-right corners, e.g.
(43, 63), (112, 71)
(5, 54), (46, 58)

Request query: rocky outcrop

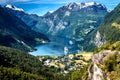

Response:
(93, 4), (120, 48)
(87, 50), (115, 80)
(88, 63), (105, 80)
(94, 31), (106, 47)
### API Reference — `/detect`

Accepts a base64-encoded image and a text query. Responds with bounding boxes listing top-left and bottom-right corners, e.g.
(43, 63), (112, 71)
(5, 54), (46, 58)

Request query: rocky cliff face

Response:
(87, 50), (117, 80)
(88, 63), (107, 80)
(92, 4), (120, 48)
(94, 31), (106, 47)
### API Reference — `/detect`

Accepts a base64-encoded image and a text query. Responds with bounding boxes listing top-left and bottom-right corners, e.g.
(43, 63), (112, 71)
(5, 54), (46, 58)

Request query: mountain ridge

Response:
(93, 3), (120, 47)
(5, 2), (108, 53)
(5, 4), (24, 12)
(0, 5), (49, 52)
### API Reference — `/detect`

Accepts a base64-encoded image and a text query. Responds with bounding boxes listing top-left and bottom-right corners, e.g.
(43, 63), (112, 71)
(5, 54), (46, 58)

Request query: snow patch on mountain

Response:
(65, 11), (71, 16)
(69, 40), (73, 45)
(65, 2), (106, 10)
(49, 10), (54, 14)
(5, 4), (24, 11)
(63, 22), (68, 26)
(84, 2), (96, 6)
(45, 18), (54, 33)
(56, 21), (65, 30)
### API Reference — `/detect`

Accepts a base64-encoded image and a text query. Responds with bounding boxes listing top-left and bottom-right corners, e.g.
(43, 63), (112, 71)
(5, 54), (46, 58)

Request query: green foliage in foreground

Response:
(0, 45), (92, 80)
(104, 53), (117, 72)
(94, 41), (120, 53)
(71, 64), (89, 80)
(0, 46), (62, 80)
(0, 66), (46, 80)
(0, 46), (43, 73)
(103, 52), (120, 80)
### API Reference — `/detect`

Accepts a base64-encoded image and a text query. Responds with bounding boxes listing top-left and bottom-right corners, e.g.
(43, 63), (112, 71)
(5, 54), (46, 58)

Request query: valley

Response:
(5, 2), (108, 54)
(38, 52), (92, 74)
(0, 1), (120, 80)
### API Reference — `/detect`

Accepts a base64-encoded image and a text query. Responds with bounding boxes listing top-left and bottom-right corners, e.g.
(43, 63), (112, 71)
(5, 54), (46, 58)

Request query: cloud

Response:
(25, 1), (67, 4)
(1, 0), (120, 5)
(20, 0), (82, 4)
(0, 0), (72, 5)
(0, 0), (31, 4)
(15, 0), (31, 2)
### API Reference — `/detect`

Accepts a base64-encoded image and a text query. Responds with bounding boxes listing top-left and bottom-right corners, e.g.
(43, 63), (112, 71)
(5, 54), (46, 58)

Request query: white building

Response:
(64, 46), (68, 55)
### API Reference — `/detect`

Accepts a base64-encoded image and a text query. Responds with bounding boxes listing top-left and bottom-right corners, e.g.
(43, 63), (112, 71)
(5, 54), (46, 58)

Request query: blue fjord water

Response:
(29, 42), (65, 56)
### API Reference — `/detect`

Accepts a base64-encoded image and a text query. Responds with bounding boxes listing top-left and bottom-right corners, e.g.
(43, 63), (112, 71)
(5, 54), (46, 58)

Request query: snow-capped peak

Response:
(65, 2), (104, 10)
(5, 4), (24, 12)
(44, 10), (54, 16)
(48, 10), (54, 14)
(83, 2), (97, 6)
(81, 2), (99, 8)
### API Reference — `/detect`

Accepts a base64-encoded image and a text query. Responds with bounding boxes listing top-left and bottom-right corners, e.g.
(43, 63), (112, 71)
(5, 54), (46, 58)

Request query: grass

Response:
(77, 52), (93, 61)
(112, 22), (120, 29)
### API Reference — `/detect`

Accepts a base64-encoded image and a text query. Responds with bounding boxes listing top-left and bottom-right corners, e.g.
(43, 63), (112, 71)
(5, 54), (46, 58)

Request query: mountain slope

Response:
(93, 3), (120, 47)
(0, 46), (71, 80)
(0, 66), (46, 80)
(5, 4), (41, 29)
(89, 41), (120, 80)
(5, 2), (108, 52)
(0, 5), (49, 52)
(42, 2), (108, 37)
(75, 4), (120, 80)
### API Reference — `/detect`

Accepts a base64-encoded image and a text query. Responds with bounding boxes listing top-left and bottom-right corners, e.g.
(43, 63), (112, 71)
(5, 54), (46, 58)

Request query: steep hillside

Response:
(73, 4), (120, 80)
(93, 3), (120, 47)
(0, 5), (49, 52)
(5, 4), (40, 29)
(0, 46), (67, 80)
(0, 66), (46, 80)
(88, 41), (120, 80)
(69, 41), (120, 80)
(87, 4), (120, 79)
(5, 2), (108, 52)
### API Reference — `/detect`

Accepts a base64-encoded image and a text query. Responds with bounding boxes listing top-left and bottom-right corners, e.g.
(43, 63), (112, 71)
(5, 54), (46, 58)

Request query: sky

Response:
(0, 0), (120, 16)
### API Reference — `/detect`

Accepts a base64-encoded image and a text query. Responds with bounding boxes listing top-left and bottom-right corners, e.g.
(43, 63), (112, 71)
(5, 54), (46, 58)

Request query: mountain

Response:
(72, 3), (120, 80)
(93, 3), (120, 47)
(5, 4), (24, 11)
(84, 4), (120, 80)
(88, 48), (120, 80)
(0, 5), (49, 52)
(5, 4), (40, 29)
(1, 3), (120, 80)
(5, 2), (108, 52)
(42, 2), (108, 36)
